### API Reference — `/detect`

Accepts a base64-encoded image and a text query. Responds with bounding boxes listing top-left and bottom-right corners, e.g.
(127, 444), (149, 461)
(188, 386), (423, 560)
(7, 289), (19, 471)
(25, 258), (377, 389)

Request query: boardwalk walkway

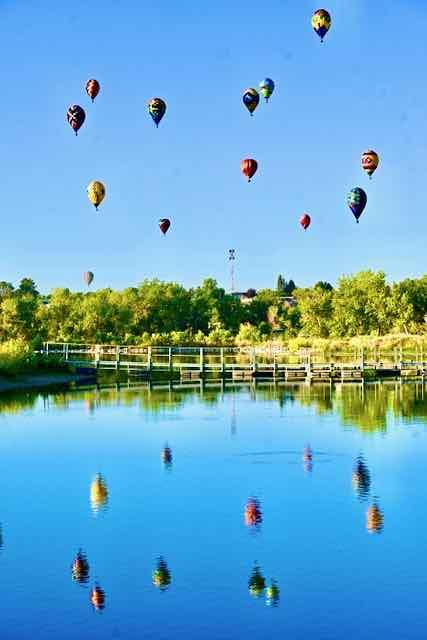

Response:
(43, 343), (427, 381)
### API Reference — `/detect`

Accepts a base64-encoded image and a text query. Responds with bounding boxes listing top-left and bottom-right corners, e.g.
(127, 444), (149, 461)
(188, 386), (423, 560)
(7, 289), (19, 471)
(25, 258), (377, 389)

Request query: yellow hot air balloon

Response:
(87, 180), (106, 210)
(90, 474), (108, 514)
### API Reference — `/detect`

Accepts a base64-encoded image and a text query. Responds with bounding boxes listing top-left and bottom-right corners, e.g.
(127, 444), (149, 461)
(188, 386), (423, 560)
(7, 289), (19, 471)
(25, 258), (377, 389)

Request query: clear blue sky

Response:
(1, 0), (426, 293)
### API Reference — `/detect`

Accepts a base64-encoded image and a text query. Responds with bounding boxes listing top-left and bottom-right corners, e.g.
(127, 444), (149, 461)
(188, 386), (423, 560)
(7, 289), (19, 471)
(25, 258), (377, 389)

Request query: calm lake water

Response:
(0, 379), (426, 639)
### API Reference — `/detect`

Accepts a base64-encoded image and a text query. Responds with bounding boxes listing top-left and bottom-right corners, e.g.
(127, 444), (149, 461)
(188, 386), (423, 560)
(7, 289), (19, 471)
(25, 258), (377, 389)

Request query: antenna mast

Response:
(228, 249), (236, 292)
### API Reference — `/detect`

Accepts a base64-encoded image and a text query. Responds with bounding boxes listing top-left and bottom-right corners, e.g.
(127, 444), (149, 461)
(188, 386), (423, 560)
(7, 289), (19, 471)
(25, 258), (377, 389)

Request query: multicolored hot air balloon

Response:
(312, 9), (331, 42)
(242, 88), (260, 115)
(241, 158), (258, 182)
(347, 187), (367, 223)
(90, 584), (106, 611)
(159, 218), (171, 235)
(244, 497), (262, 528)
(90, 474), (108, 515)
(259, 78), (275, 102)
(300, 213), (311, 230)
(86, 79), (100, 102)
(366, 503), (384, 534)
(83, 271), (94, 287)
(67, 105), (86, 135)
(87, 181), (105, 210)
(152, 557), (171, 591)
(248, 565), (266, 598)
(148, 98), (167, 127)
(361, 150), (380, 179)
(72, 550), (90, 584)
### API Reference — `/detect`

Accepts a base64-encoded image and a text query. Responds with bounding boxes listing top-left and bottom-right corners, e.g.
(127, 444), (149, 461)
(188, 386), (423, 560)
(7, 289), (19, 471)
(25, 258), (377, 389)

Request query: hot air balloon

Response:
(242, 88), (260, 115)
(72, 550), (90, 584)
(259, 78), (275, 102)
(159, 218), (171, 235)
(366, 503), (384, 534)
(87, 181), (106, 210)
(67, 105), (86, 135)
(312, 9), (331, 42)
(248, 565), (266, 598)
(300, 213), (311, 230)
(265, 580), (280, 607)
(244, 497), (262, 527)
(241, 158), (258, 182)
(152, 557), (171, 590)
(161, 445), (172, 466)
(90, 585), (106, 611)
(84, 271), (94, 287)
(86, 79), (100, 102)
(90, 474), (108, 514)
(347, 187), (367, 223)
(361, 150), (379, 179)
(148, 98), (167, 127)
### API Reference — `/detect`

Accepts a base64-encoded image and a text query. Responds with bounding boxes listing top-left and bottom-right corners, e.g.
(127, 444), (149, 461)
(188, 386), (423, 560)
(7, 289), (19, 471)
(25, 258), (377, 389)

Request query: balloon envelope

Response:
(361, 150), (379, 178)
(87, 181), (106, 209)
(312, 9), (331, 41)
(86, 79), (100, 102)
(347, 187), (367, 223)
(241, 158), (258, 182)
(259, 78), (275, 101)
(67, 105), (86, 135)
(148, 98), (167, 127)
(159, 218), (171, 235)
(84, 271), (94, 287)
(300, 213), (311, 230)
(242, 88), (260, 115)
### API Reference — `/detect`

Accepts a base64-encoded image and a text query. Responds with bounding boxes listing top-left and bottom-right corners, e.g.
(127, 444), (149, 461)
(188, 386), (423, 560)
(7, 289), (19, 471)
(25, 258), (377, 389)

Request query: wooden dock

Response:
(42, 343), (427, 382)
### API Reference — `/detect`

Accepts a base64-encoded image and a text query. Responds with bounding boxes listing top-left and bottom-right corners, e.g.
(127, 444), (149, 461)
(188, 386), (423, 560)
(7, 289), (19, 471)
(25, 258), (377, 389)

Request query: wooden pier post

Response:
(199, 347), (204, 375)
(94, 345), (100, 369)
(168, 347), (173, 374)
(115, 345), (120, 370)
(147, 346), (152, 373)
(252, 348), (257, 375)
(220, 348), (225, 375)
(65, 343), (69, 361)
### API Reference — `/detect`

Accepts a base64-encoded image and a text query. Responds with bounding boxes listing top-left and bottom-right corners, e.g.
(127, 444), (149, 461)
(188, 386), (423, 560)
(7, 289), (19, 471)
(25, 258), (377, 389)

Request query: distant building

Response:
(279, 296), (297, 308)
(231, 289), (257, 304)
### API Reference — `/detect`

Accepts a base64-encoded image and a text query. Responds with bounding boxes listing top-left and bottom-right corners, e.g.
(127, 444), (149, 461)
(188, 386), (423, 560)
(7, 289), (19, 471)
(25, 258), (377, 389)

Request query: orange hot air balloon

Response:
(159, 218), (171, 235)
(361, 150), (379, 179)
(72, 549), (90, 584)
(86, 79), (100, 102)
(240, 158), (258, 182)
(300, 214), (311, 230)
(244, 497), (262, 527)
(366, 503), (384, 534)
(90, 585), (106, 610)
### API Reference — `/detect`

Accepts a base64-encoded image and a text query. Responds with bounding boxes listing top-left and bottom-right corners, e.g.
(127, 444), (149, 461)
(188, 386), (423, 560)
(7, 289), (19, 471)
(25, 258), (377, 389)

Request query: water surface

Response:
(0, 379), (426, 639)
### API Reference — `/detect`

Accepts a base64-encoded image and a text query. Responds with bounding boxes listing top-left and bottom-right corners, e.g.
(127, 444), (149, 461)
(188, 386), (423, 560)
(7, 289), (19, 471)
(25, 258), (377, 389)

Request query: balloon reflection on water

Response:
(72, 549), (90, 584)
(161, 444), (173, 469)
(352, 456), (371, 500)
(248, 564), (266, 598)
(244, 497), (262, 528)
(265, 579), (280, 607)
(90, 474), (109, 515)
(366, 503), (384, 534)
(152, 556), (171, 591)
(90, 584), (106, 611)
(303, 444), (313, 473)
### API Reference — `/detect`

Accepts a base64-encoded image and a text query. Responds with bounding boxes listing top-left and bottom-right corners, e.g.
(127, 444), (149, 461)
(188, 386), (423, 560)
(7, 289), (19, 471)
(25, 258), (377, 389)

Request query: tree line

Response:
(0, 271), (426, 346)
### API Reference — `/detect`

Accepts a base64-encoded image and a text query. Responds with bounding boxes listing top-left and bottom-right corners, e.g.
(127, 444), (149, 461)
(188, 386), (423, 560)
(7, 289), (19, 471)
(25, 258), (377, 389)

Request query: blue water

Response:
(0, 380), (425, 639)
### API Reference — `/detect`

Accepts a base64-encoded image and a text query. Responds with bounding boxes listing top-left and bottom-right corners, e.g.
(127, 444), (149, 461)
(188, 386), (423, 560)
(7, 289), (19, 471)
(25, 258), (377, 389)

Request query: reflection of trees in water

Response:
(2, 380), (427, 433)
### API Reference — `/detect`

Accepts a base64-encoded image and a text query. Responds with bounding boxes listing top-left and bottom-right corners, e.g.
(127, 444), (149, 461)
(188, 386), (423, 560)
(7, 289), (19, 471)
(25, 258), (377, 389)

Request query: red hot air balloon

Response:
(67, 105), (86, 135)
(159, 218), (171, 235)
(241, 159), (258, 182)
(86, 79), (100, 102)
(300, 213), (311, 230)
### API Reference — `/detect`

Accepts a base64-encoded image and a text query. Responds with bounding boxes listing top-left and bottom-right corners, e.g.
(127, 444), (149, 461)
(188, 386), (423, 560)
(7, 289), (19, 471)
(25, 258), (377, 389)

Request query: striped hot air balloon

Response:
(240, 158), (258, 182)
(86, 78), (100, 102)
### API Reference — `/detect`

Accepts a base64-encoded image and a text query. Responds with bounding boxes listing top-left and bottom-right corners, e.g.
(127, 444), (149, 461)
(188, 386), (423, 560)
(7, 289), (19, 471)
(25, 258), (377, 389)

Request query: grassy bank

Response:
(0, 339), (72, 377)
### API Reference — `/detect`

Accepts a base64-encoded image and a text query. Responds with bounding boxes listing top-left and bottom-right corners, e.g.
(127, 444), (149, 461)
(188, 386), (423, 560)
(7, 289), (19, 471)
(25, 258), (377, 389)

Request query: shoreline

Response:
(0, 371), (95, 394)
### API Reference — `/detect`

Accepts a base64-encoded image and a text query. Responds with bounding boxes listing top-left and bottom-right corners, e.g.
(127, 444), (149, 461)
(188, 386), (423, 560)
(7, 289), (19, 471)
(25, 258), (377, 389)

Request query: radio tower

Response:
(229, 249), (236, 292)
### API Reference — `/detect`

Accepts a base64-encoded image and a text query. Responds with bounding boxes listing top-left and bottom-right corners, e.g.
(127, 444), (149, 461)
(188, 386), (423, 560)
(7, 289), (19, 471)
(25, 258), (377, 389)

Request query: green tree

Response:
(294, 285), (333, 337)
